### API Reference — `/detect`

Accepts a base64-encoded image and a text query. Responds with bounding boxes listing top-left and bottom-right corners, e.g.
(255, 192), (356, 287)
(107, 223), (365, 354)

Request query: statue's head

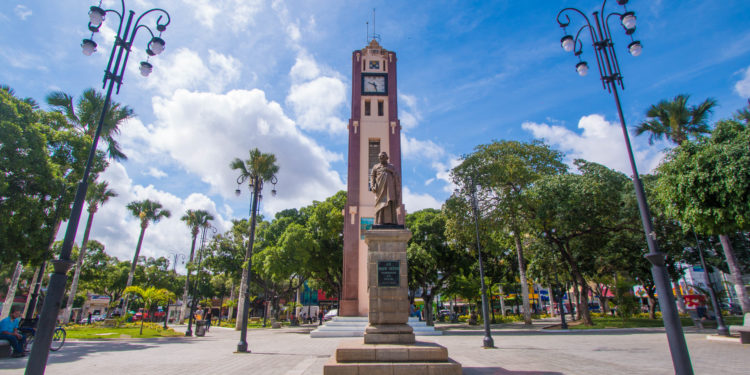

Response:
(379, 151), (388, 163)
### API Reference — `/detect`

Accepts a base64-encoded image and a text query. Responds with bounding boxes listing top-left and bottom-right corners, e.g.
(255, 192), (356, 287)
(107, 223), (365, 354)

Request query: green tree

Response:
(123, 286), (175, 334)
(1, 87), (103, 265)
(46, 88), (134, 161)
(63, 180), (117, 323)
(657, 117), (750, 313)
(77, 244), (130, 316)
(303, 191), (346, 301)
(528, 160), (632, 325)
(124, 199), (171, 308)
(635, 94), (716, 146)
(179, 209), (214, 321)
(451, 140), (567, 324)
(406, 208), (469, 325)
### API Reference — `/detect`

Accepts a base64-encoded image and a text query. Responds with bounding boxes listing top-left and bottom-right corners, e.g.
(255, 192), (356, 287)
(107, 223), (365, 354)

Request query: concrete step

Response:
(323, 357), (462, 375)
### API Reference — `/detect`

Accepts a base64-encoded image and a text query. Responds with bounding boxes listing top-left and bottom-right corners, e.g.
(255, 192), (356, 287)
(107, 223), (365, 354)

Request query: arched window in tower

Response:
(365, 100), (371, 116)
(377, 100), (384, 116)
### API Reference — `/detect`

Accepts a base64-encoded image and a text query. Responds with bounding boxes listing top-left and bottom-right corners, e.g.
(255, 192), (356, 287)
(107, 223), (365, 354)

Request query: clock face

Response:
(362, 74), (387, 95)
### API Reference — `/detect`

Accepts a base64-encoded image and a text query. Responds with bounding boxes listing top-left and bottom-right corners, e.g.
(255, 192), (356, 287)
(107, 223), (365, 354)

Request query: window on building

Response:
(378, 100), (384, 116)
(368, 139), (380, 190)
(362, 59), (366, 71)
(364, 100), (371, 116)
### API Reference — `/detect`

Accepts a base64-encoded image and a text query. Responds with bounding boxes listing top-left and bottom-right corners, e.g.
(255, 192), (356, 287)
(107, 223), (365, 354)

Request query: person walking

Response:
(318, 309), (324, 325)
(204, 308), (212, 332)
(0, 307), (27, 357)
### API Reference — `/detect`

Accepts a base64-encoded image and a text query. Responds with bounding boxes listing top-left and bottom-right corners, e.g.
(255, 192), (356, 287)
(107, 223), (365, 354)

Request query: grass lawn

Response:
(568, 315), (744, 330)
(64, 324), (184, 339)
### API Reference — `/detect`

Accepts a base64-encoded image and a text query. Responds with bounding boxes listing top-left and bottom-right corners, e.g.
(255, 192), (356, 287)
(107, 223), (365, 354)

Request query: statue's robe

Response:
(370, 162), (400, 225)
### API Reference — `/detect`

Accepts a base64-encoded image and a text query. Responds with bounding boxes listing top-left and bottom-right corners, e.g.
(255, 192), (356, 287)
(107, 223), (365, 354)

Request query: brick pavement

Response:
(0, 322), (747, 374)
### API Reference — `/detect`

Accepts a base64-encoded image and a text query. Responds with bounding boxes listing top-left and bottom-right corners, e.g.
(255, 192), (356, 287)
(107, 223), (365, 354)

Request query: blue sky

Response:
(2, 0), (749, 270)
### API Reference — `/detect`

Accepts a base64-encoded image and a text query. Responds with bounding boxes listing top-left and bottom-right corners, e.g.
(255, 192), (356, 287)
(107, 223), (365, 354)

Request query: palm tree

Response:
(123, 199), (171, 313)
(230, 148), (279, 331)
(634, 94), (716, 146)
(63, 181), (117, 323)
(46, 88), (135, 161)
(124, 286), (175, 335)
(178, 209), (214, 322)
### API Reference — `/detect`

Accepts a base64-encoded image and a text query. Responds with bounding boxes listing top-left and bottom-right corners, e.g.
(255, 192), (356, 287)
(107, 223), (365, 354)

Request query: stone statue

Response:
(370, 151), (401, 225)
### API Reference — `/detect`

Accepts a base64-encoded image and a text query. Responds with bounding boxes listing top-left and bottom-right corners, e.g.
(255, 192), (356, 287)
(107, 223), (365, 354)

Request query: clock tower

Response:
(340, 39), (404, 317)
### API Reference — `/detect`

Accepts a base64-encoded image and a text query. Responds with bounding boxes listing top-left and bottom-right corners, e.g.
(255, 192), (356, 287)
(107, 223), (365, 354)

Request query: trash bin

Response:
(195, 320), (207, 336)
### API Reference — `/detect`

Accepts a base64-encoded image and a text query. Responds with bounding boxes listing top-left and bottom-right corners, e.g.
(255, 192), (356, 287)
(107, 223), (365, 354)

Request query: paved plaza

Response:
(1, 320), (747, 374)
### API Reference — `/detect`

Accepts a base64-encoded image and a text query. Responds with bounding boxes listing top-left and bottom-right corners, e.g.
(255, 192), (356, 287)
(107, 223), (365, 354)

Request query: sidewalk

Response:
(0, 322), (747, 374)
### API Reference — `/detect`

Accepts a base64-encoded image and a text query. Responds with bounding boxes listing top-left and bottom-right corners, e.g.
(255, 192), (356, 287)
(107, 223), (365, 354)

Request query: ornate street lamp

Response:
(168, 251), (187, 273)
(466, 176), (494, 348)
(235, 172), (278, 353)
(556, 1), (692, 373)
(26, 2), (170, 373)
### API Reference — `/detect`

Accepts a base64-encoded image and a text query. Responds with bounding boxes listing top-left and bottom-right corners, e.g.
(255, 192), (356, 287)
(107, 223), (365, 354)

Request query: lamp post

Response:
(235, 172), (277, 353)
(168, 251), (187, 273)
(543, 230), (568, 330)
(25, 2), (169, 374)
(556, 1), (692, 373)
(694, 233), (729, 336)
(466, 176), (494, 348)
(186, 224), (217, 336)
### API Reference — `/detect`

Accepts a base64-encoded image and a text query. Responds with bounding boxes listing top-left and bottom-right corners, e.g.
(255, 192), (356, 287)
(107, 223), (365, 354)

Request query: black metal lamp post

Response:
(235, 173), (277, 353)
(694, 233), (729, 336)
(543, 230), (567, 329)
(25, 2), (170, 374)
(186, 224), (217, 336)
(556, 1), (692, 373)
(168, 251), (187, 273)
(466, 177), (495, 348)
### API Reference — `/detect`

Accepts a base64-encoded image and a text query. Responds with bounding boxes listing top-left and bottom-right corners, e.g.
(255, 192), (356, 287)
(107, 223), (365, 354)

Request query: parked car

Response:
(133, 309), (165, 321)
(324, 309), (338, 321)
(78, 314), (105, 324)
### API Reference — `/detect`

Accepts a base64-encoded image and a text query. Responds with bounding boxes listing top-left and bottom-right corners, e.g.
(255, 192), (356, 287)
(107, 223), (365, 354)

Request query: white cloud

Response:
(60, 162), (230, 273)
(141, 89), (345, 214)
(14, 5), (31, 20)
(403, 187), (442, 212)
(286, 53), (347, 134)
(0, 50), (47, 72)
(522, 114), (665, 175)
(401, 134), (444, 160)
(399, 93), (422, 130)
(289, 54), (320, 81)
(139, 48), (241, 96)
(143, 167), (167, 178)
(735, 66), (750, 98)
(183, 0), (261, 32)
(434, 157), (462, 193)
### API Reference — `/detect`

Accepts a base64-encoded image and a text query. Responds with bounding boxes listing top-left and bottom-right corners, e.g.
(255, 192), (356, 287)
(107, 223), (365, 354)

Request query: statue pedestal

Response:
(364, 228), (414, 345)
(324, 229), (461, 374)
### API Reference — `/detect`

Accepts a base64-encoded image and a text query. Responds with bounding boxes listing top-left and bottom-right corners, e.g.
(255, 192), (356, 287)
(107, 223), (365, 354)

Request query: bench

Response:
(729, 313), (750, 344)
(0, 339), (10, 358)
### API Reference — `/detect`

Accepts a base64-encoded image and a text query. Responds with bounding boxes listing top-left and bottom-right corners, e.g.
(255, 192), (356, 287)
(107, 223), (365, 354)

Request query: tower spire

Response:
(371, 8), (380, 42)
